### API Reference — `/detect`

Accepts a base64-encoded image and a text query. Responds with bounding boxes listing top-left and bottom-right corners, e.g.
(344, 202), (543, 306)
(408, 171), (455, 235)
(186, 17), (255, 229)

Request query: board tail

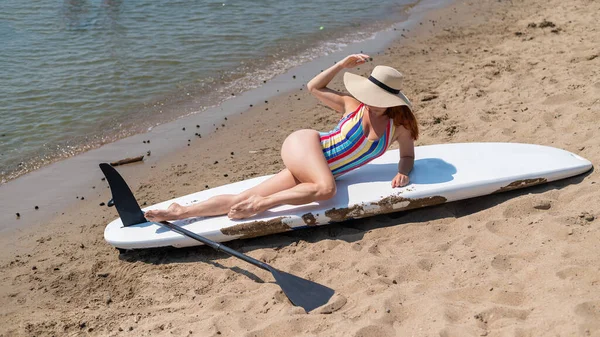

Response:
(99, 163), (147, 227)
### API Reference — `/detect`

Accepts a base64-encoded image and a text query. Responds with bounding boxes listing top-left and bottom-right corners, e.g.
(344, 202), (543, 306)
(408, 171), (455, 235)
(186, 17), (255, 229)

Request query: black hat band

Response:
(368, 76), (400, 95)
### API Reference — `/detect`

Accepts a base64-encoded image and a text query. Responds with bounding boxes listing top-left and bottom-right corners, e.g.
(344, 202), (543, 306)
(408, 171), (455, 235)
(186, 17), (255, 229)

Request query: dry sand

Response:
(1, 0), (599, 336)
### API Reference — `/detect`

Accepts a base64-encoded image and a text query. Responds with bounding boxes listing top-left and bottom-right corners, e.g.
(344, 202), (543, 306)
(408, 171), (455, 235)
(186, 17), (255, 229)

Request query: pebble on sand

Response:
(580, 212), (595, 222)
(533, 201), (552, 210)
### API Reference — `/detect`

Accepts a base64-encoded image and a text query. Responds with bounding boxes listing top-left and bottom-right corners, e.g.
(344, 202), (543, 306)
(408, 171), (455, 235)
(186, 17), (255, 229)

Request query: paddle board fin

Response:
(99, 163), (147, 227)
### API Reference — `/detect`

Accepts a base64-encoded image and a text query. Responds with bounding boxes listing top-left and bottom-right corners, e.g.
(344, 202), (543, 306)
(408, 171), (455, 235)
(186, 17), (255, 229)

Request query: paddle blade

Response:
(270, 268), (334, 313)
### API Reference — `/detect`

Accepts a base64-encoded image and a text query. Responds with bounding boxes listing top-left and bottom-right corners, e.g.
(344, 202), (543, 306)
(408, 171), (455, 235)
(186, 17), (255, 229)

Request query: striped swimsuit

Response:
(320, 104), (395, 178)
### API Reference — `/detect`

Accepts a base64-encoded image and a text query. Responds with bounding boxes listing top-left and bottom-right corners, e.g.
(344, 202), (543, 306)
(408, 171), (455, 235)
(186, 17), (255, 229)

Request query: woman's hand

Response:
(337, 54), (371, 69)
(392, 173), (410, 188)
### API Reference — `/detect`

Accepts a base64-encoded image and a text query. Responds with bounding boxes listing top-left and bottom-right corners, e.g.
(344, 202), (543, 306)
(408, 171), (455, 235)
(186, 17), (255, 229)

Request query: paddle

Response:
(99, 163), (334, 312)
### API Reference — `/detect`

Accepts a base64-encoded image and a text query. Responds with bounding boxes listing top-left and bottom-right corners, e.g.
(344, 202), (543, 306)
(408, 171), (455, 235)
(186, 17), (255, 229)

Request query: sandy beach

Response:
(1, 0), (599, 335)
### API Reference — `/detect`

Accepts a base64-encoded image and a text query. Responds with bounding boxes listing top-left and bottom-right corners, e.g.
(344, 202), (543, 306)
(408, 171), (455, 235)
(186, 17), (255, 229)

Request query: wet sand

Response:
(1, 0), (599, 336)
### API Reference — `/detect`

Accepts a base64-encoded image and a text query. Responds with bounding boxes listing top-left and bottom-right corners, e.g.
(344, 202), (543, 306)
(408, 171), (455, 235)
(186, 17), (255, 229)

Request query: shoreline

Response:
(0, 0), (422, 185)
(2, 0), (600, 335)
(0, 0), (452, 233)
(0, 0), (436, 186)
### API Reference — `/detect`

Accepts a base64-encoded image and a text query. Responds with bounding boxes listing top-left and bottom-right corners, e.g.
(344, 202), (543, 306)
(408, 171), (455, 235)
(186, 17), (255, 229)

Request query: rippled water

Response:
(0, 0), (417, 183)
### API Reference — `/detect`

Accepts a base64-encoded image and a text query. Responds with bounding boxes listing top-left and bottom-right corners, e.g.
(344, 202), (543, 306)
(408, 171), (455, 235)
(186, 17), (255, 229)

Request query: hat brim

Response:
(343, 72), (412, 109)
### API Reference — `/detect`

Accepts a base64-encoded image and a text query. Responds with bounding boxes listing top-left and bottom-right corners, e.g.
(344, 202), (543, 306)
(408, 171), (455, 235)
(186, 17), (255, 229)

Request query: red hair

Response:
(385, 105), (419, 140)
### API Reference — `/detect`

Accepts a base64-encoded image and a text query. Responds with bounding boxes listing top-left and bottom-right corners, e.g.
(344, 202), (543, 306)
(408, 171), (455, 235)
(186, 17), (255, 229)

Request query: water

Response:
(0, 0), (419, 184)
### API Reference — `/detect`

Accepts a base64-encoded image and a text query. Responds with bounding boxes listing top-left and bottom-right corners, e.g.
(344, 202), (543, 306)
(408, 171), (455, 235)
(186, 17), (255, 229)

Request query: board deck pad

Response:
(104, 143), (592, 249)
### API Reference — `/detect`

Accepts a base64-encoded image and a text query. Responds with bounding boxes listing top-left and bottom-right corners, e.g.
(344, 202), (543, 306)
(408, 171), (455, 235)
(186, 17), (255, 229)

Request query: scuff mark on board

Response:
(301, 213), (317, 226)
(220, 217), (292, 239)
(324, 195), (448, 222)
(375, 195), (447, 213)
(495, 178), (547, 193)
(325, 205), (366, 222)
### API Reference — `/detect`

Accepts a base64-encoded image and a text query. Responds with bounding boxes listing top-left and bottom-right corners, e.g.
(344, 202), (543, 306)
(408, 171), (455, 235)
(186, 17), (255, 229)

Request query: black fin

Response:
(99, 163), (147, 227)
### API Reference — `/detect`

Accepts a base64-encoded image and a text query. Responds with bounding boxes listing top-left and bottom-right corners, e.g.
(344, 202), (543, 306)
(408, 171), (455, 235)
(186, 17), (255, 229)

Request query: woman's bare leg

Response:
(144, 168), (299, 221)
(228, 129), (336, 219)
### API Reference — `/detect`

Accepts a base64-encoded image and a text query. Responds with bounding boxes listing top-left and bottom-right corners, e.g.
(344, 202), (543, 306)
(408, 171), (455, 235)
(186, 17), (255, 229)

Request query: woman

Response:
(145, 53), (418, 222)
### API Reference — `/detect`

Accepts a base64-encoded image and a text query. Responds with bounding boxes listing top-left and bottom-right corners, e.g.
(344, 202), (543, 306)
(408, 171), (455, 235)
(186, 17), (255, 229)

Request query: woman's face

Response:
(365, 104), (387, 116)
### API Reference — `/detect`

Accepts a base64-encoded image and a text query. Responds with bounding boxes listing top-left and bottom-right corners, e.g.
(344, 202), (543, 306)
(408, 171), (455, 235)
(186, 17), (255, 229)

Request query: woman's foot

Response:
(228, 195), (268, 219)
(145, 203), (185, 222)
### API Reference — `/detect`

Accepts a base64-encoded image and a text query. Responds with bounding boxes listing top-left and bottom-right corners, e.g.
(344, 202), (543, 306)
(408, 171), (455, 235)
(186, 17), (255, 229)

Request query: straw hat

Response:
(343, 65), (412, 109)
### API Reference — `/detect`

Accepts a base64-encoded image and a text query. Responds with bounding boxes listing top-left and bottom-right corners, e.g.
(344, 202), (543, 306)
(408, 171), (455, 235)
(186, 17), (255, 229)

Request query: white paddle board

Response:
(104, 143), (592, 249)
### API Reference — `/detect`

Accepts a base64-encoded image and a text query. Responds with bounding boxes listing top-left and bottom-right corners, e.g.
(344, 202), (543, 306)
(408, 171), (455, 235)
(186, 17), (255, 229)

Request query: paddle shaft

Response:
(159, 221), (270, 272)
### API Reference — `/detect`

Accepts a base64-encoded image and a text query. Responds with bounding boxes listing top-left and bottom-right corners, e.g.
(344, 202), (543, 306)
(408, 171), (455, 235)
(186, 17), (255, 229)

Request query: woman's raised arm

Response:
(307, 54), (370, 113)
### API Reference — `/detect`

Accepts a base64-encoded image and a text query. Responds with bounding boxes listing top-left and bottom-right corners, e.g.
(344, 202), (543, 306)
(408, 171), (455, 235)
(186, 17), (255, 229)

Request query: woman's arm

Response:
(307, 54), (370, 113)
(392, 126), (415, 188)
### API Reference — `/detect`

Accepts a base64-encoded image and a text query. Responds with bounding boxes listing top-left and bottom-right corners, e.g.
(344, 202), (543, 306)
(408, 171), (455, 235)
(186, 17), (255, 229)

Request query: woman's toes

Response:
(144, 203), (184, 222)
(227, 196), (265, 219)
(228, 210), (250, 219)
